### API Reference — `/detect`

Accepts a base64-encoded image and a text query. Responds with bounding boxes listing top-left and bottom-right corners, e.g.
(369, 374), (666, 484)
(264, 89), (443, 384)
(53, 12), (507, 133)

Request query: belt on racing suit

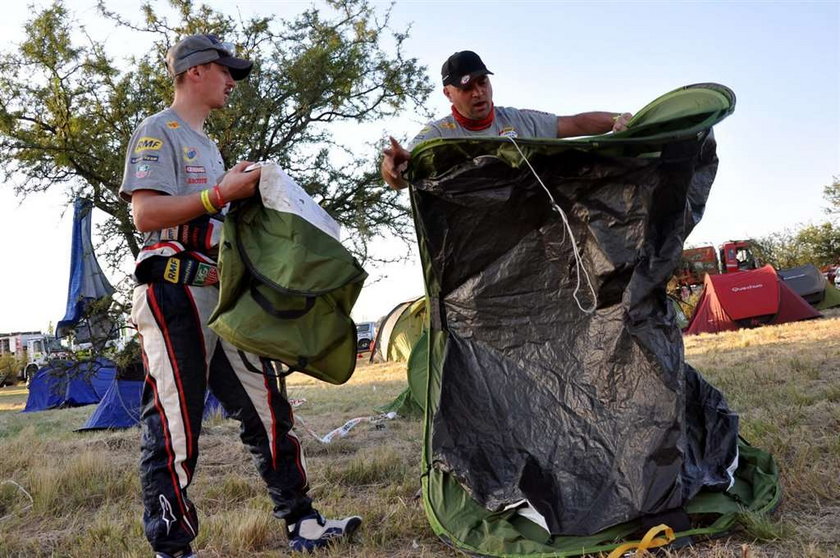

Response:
(135, 254), (219, 286)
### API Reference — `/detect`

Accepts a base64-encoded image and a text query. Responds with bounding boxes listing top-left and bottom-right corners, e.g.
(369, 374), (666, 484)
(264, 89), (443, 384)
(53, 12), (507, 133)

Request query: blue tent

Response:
(79, 380), (227, 430)
(78, 379), (144, 429)
(23, 358), (116, 412)
(56, 198), (116, 344)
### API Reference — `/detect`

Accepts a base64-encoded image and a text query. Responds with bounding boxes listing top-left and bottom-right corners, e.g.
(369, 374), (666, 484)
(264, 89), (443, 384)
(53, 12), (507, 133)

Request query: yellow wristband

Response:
(200, 189), (218, 214)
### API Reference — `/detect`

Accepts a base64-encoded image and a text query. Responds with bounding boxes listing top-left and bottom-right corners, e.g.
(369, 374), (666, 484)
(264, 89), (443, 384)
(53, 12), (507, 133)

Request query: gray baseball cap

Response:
(165, 34), (253, 80)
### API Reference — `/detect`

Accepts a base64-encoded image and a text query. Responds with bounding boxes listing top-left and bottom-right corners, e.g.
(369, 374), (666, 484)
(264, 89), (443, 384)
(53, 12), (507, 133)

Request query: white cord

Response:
(0, 480), (34, 522)
(504, 137), (598, 314)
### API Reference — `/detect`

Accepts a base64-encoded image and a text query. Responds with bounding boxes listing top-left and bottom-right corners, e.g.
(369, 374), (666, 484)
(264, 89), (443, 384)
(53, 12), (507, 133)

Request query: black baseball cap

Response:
(166, 34), (253, 81)
(441, 51), (493, 88)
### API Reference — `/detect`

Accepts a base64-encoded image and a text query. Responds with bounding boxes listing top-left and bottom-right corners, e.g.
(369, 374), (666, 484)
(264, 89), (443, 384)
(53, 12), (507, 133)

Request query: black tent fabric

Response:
(409, 84), (744, 538)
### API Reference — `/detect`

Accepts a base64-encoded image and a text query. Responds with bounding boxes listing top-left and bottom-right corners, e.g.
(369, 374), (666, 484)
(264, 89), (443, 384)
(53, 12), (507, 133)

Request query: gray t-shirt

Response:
(119, 107), (227, 268)
(408, 106), (558, 149)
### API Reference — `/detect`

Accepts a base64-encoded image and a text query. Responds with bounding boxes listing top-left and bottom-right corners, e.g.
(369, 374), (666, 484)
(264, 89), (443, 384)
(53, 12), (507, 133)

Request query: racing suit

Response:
(120, 107), (313, 554)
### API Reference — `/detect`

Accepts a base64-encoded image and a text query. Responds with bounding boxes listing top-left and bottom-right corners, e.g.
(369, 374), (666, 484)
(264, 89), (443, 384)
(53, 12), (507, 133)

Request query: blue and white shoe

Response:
(154, 546), (196, 558)
(287, 511), (362, 552)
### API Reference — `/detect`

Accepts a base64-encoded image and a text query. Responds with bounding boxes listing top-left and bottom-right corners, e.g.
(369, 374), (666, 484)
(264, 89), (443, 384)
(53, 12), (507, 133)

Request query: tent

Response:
(370, 296), (426, 363)
(778, 263), (840, 310)
(405, 83), (780, 556)
(79, 380), (227, 430)
(669, 295), (689, 329)
(377, 328), (429, 417)
(79, 379), (145, 429)
(56, 198), (117, 346)
(371, 296), (429, 416)
(23, 358), (116, 412)
(685, 265), (821, 335)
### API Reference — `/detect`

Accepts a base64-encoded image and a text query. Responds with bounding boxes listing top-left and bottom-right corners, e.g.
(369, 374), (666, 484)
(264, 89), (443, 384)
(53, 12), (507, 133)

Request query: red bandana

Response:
(451, 104), (495, 131)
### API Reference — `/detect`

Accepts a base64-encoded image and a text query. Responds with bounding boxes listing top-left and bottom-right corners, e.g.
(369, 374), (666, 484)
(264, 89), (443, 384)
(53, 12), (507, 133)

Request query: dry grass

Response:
(1, 314), (839, 557)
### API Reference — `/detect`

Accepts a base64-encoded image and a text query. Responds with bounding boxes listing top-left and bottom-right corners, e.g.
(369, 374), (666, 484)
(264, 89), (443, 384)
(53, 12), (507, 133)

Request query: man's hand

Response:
(132, 161), (262, 232)
(218, 160), (261, 202)
(381, 136), (411, 190)
(611, 112), (633, 132)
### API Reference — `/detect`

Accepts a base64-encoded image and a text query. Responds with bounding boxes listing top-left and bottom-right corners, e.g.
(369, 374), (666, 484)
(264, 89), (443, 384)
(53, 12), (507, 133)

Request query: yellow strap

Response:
(606, 524), (675, 558)
(200, 188), (218, 214)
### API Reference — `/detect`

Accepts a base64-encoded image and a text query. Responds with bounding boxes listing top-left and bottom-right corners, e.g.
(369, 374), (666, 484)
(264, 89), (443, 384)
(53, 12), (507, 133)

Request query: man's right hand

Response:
(381, 136), (411, 190)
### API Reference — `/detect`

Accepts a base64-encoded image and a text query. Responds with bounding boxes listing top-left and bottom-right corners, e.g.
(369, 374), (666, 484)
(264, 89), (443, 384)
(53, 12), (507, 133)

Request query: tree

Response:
(753, 223), (840, 269)
(0, 0), (431, 273)
(796, 222), (840, 267)
(750, 229), (808, 269)
(824, 175), (840, 217)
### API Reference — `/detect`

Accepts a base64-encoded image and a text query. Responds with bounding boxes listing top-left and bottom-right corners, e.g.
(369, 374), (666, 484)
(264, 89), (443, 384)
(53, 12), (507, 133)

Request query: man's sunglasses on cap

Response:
(167, 34), (253, 80)
(183, 35), (235, 59)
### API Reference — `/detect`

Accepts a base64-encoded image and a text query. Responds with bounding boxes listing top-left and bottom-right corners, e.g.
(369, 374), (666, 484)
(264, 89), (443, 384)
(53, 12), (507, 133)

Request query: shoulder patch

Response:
(166, 121), (180, 129)
(498, 126), (518, 138)
(134, 137), (164, 153)
(182, 147), (199, 162)
(135, 163), (152, 178)
(440, 122), (457, 130)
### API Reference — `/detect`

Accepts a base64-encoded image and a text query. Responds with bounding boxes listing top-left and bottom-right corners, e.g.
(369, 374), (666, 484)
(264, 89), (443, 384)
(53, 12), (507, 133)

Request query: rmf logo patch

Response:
(164, 258), (181, 283)
(134, 137), (164, 153)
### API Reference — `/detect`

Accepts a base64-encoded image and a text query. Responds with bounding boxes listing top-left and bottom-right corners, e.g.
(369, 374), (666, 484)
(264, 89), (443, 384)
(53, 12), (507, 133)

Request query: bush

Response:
(0, 354), (25, 386)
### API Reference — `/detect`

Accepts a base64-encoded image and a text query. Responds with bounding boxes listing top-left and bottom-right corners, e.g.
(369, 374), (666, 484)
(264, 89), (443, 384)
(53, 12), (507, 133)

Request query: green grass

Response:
(1, 317), (839, 557)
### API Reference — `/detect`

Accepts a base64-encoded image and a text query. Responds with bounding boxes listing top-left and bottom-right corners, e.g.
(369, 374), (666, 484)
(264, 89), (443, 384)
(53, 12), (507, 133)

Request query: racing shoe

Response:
(154, 546), (196, 558)
(287, 511), (362, 553)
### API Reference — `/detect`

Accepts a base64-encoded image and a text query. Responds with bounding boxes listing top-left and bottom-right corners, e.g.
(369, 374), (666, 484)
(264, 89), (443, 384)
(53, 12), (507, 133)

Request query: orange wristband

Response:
(213, 184), (226, 208)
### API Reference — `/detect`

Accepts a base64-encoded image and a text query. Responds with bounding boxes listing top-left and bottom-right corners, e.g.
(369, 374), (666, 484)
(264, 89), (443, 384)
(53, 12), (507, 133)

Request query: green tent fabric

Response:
(377, 328), (429, 417)
(406, 83), (781, 556)
(370, 296), (427, 364)
(669, 295), (689, 329)
(817, 281), (840, 310)
(386, 297), (427, 362)
(209, 170), (367, 385)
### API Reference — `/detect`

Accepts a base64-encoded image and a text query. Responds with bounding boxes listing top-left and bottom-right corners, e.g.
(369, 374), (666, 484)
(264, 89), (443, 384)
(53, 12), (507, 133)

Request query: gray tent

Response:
(779, 264), (840, 310)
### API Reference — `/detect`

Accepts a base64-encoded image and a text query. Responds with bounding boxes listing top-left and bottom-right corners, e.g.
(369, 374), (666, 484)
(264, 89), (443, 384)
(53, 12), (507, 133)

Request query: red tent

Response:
(685, 265), (821, 335)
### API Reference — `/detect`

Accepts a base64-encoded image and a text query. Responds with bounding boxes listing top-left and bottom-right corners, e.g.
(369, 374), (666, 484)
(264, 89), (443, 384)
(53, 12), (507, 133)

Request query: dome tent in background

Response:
(369, 296), (426, 364)
(685, 265), (821, 335)
(78, 382), (226, 431)
(23, 358), (115, 412)
(777, 263), (840, 311)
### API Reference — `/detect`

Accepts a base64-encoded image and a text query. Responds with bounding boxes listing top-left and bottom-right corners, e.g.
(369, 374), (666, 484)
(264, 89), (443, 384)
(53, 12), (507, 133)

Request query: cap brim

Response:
(452, 69), (493, 88)
(216, 55), (253, 81)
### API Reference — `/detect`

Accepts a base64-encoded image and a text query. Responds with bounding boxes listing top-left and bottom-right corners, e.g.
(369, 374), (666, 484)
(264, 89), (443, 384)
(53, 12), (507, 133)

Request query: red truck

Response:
(675, 240), (757, 287)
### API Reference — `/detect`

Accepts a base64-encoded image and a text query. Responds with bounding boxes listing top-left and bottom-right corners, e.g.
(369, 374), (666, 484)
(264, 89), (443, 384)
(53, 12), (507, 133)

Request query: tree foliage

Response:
(0, 0), (431, 273)
(753, 222), (840, 269)
(824, 175), (840, 216)
(750, 230), (807, 269)
(750, 177), (840, 269)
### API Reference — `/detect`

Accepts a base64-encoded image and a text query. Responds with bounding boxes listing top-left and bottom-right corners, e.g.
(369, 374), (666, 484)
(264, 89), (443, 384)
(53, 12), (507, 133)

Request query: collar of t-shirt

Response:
(451, 104), (496, 131)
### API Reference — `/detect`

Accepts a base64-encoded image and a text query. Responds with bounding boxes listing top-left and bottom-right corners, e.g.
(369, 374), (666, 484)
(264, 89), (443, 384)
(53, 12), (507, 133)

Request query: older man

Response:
(381, 50), (631, 189)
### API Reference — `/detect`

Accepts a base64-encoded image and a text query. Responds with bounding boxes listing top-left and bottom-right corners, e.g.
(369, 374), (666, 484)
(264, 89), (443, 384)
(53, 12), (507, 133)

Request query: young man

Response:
(119, 34), (361, 557)
(381, 50), (632, 189)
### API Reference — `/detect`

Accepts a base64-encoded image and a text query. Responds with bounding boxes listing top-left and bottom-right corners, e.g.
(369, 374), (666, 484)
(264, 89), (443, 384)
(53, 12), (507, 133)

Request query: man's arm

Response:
(132, 161), (261, 232)
(556, 111), (632, 138)
(381, 136), (411, 190)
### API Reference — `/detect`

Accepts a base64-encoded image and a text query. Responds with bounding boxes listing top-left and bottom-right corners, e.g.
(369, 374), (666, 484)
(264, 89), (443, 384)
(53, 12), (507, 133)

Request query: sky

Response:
(0, 0), (837, 332)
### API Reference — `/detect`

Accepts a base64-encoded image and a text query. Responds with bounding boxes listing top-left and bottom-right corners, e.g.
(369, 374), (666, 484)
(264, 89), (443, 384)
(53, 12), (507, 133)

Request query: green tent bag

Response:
(208, 169), (367, 385)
